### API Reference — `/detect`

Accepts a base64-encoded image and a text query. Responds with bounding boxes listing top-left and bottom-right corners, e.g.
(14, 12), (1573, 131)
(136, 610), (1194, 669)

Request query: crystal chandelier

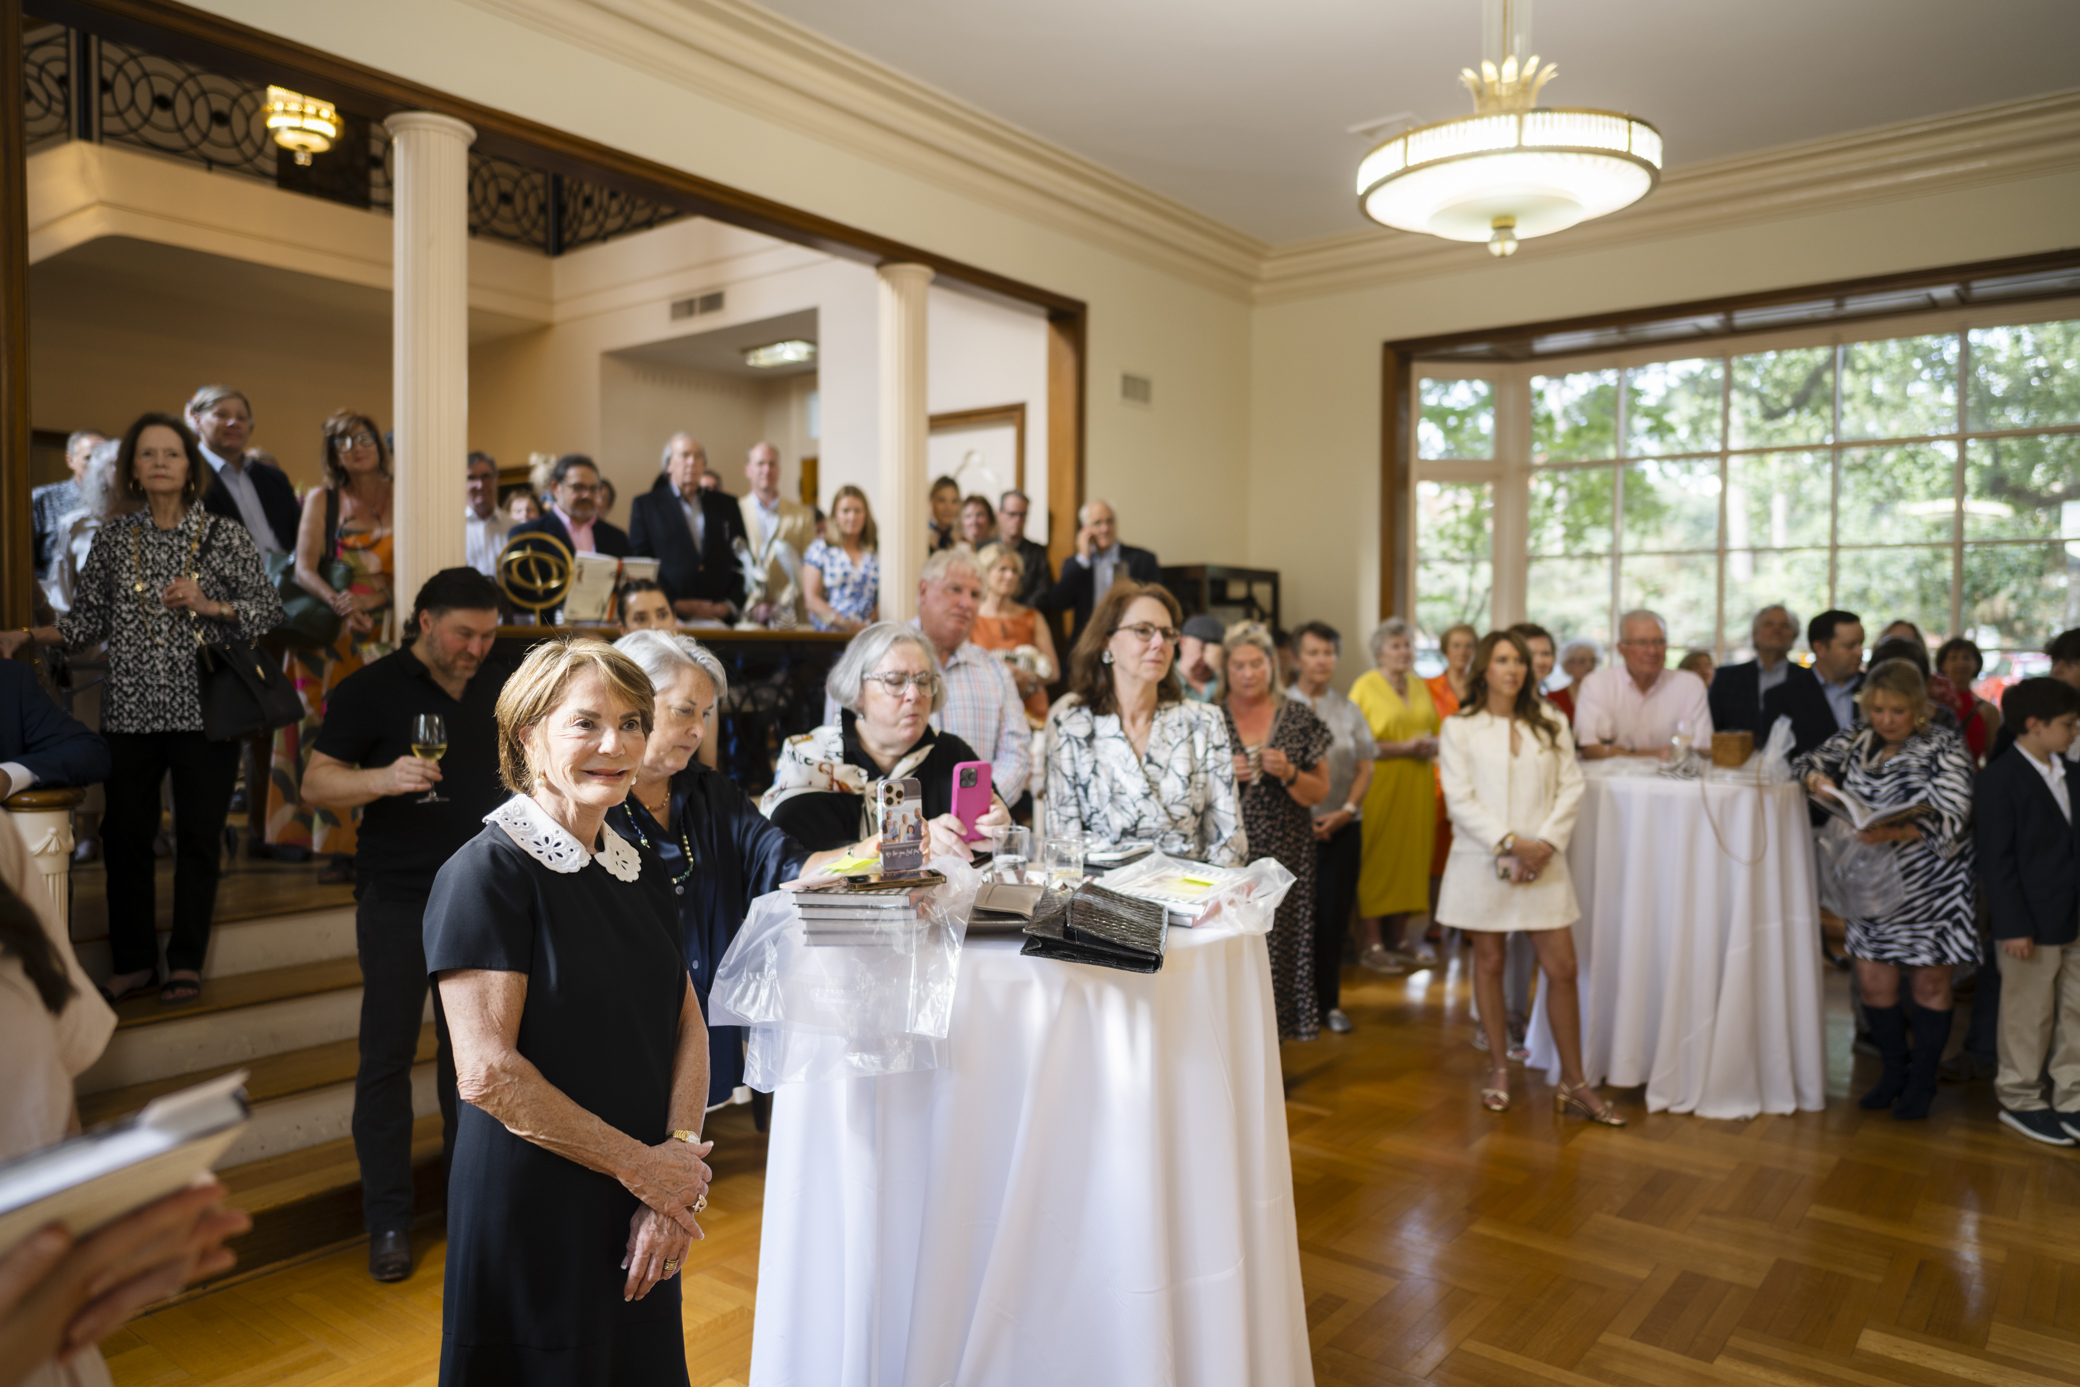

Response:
(265, 87), (340, 166)
(1355, 0), (1660, 256)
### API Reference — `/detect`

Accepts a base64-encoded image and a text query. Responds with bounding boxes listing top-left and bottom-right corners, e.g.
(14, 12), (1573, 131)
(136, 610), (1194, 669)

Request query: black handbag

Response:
(268, 489), (351, 649)
(1019, 881), (1169, 974)
(190, 519), (305, 741)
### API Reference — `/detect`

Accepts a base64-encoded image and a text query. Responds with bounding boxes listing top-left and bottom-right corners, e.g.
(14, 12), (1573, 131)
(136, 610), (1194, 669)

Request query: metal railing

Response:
(21, 22), (681, 255)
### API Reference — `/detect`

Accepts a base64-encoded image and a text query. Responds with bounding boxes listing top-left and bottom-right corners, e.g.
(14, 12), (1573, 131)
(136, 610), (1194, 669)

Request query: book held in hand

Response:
(1814, 784), (1929, 831)
(0, 1070), (250, 1254)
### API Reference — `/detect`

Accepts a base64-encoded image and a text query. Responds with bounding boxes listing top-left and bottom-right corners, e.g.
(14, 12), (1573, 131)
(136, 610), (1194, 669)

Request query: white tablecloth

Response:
(1525, 769), (1827, 1119)
(749, 918), (1313, 1387)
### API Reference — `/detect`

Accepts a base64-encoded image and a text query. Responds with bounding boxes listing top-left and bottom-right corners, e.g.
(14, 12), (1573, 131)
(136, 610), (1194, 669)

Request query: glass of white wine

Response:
(412, 712), (448, 804)
(1670, 717), (1695, 764)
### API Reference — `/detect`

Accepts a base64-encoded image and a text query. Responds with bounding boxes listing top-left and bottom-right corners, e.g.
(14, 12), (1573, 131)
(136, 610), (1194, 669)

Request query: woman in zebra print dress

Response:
(1796, 659), (1976, 1121)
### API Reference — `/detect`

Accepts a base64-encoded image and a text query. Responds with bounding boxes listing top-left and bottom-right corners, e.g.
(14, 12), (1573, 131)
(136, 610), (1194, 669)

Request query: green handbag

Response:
(268, 488), (354, 649)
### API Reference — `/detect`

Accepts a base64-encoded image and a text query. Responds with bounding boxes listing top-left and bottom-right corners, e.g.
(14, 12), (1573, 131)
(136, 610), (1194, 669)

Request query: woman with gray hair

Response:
(760, 621), (1010, 854)
(41, 438), (127, 615)
(606, 629), (865, 1106)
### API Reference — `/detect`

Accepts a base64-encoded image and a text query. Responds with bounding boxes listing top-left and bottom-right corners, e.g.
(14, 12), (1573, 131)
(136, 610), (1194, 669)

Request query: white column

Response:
(5, 789), (80, 938)
(386, 112), (476, 619)
(877, 263), (934, 623)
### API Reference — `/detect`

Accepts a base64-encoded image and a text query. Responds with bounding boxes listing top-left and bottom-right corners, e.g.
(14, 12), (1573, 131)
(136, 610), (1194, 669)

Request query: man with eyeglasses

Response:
(1572, 609), (1713, 759)
(997, 489), (1053, 609)
(506, 454), (632, 621)
(1045, 498), (1162, 642)
(188, 384), (299, 555)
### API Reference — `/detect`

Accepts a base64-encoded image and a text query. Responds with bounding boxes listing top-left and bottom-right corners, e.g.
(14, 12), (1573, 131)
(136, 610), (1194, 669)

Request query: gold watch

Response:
(669, 1129), (706, 1146)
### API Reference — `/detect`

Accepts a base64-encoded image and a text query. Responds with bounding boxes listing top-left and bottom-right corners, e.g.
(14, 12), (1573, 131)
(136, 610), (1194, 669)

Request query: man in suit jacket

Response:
(740, 442), (816, 625)
(1976, 676), (2080, 1145)
(997, 488), (1054, 609)
(1044, 499), (1161, 642)
(508, 454), (631, 558)
(187, 385), (300, 554)
(1762, 609), (1866, 757)
(1710, 603), (1816, 736)
(0, 658), (110, 800)
(628, 433), (746, 620)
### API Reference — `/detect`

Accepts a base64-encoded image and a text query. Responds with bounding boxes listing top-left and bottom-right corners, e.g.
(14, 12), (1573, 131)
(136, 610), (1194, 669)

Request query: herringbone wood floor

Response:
(107, 955), (2080, 1385)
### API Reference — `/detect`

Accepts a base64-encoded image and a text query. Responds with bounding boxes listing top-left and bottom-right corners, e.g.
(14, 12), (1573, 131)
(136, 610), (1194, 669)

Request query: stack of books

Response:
(796, 890), (927, 947)
(1096, 856), (1252, 927)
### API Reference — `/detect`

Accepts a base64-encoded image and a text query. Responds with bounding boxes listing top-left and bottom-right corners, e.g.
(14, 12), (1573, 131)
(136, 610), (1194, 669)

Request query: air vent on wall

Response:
(1121, 373), (1152, 405)
(669, 290), (726, 320)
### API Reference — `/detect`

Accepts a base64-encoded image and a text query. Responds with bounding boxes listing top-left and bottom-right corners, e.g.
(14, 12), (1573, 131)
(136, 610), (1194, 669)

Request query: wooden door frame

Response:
(2, 0), (1089, 622)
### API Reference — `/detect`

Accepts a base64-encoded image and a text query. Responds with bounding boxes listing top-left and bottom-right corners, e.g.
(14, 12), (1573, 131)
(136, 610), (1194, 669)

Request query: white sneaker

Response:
(1325, 1008), (1354, 1034)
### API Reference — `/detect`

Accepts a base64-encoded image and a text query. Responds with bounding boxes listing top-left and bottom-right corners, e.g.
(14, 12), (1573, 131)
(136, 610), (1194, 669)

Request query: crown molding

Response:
(462, 0), (1267, 298)
(1257, 91), (2080, 305)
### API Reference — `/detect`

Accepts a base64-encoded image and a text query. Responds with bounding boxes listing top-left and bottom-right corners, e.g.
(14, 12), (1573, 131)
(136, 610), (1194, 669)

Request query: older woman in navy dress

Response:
(607, 631), (875, 1103)
(1796, 657), (1976, 1122)
(427, 639), (714, 1386)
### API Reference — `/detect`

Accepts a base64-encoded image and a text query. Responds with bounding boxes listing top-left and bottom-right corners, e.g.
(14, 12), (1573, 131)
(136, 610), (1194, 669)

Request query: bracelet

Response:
(668, 1129), (706, 1145)
(1342, 802), (1361, 820)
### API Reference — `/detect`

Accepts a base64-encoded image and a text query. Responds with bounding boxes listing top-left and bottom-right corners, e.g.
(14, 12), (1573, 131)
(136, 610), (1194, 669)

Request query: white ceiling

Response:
(753, 0), (2080, 245)
(613, 308), (820, 378)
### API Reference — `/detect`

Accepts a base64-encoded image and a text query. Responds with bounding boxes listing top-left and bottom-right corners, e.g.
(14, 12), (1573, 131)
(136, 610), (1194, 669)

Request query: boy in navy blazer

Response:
(1977, 676), (2080, 1146)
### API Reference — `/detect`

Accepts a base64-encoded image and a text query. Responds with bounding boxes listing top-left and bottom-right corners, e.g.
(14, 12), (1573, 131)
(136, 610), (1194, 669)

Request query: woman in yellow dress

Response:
(1351, 617), (1440, 975)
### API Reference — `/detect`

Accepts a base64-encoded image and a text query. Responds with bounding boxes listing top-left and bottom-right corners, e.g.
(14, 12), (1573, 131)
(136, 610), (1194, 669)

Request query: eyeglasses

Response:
(1114, 623), (1181, 646)
(332, 431), (378, 451)
(1619, 638), (1669, 650)
(864, 672), (939, 696)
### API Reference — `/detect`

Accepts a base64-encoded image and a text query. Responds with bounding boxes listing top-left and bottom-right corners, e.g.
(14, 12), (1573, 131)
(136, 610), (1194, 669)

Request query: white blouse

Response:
(1434, 709), (1585, 932)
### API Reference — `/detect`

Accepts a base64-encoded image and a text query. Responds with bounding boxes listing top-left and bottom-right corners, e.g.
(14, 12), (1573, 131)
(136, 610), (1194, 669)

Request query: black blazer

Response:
(1763, 669), (1861, 759)
(508, 510), (631, 559)
(1711, 660), (1815, 737)
(1977, 746), (2080, 945)
(1013, 537), (1054, 610)
(0, 660), (109, 789)
(200, 455), (302, 553)
(1045, 544), (1162, 641)
(627, 488), (746, 609)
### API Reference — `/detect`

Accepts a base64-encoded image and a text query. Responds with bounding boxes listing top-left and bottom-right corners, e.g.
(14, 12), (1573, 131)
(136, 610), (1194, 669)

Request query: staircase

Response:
(72, 901), (446, 1282)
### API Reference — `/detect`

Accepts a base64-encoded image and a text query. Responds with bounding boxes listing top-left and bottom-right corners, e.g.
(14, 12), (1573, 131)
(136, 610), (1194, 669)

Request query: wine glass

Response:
(412, 712), (448, 804)
(1670, 717), (1695, 763)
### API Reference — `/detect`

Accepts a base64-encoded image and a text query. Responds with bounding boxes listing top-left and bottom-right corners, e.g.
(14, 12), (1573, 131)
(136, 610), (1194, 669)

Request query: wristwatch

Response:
(669, 1129), (706, 1146)
(1342, 801), (1361, 821)
(1496, 833), (1516, 856)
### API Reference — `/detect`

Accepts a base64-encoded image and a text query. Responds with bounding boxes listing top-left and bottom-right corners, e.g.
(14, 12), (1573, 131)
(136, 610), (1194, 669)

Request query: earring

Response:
(1101, 650), (1114, 665)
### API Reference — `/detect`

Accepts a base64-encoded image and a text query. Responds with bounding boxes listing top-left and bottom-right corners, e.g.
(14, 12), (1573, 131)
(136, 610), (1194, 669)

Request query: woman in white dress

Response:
(1436, 630), (1621, 1125)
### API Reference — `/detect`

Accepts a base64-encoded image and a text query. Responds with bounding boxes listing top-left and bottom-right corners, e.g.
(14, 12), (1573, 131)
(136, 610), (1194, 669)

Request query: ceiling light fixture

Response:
(742, 339), (817, 369)
(265, 86), (339, 166)
(1355, 0), (1660, 255)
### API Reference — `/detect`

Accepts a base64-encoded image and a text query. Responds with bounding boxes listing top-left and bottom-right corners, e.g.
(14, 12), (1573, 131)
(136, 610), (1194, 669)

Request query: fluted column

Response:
(877, 263), (934, 623)
(386, 112), (476, 619)
(6, 787), (81, 935)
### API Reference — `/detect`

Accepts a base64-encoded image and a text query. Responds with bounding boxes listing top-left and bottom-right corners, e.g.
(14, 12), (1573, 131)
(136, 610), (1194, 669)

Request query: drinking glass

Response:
(1041, 831), (1084, 891)
(412, 712), (448, 804)
(1670, 717), (1695, 763)
(988, 826), (1031, 885)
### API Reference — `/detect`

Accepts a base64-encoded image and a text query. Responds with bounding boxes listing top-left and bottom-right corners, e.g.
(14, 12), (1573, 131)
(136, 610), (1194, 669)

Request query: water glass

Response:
(1041, 832), (1085, 891)
(1670, 717), (1695, 763)
(988, 826), (1031, 885)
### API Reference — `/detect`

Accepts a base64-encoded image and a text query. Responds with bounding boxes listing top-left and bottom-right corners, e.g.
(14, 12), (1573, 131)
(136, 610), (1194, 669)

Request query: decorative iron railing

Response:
(19, 22), (682, 256)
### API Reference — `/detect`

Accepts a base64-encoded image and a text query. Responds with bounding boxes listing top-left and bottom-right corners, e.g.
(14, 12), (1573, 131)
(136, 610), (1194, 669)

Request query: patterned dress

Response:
(1043, 697), (1246, 866)
(1224, 698), (1333, 1043)
(802, 537), (879, 631)
(1794, 725), (1976, 966)
(268, 495), (395, 853)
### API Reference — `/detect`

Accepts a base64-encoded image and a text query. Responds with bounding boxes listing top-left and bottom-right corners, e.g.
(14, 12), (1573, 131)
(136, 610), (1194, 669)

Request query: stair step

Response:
(78, 1023), (436, 1128)
(111, 955), (363, 1030)
(80, 985), (384, 1094)
(219, 1111), (445, 1216)
(217, 1065), (435, 1168)
(71, 905), (357, 985)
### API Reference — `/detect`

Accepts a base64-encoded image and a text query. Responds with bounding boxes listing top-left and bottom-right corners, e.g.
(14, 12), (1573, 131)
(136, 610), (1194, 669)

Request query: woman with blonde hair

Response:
(1350, 618), (1439, 974)
(801, 484), (879, 633)
(971, 540), (1059, 722)
(1220, 622), (1331, 1041)
(1438, 631), (1618, 1124)
(268, 411), (396, 878)
(1797, 658), (1975, 1121)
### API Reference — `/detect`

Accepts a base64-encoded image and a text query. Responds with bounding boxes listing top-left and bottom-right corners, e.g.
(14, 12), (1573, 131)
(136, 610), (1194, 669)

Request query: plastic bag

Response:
(1198, 855), (1298, 936)
(1755, 715), (1798, 785)
(1814, 816), (1906, 920)
(708, 854), (982, 1090)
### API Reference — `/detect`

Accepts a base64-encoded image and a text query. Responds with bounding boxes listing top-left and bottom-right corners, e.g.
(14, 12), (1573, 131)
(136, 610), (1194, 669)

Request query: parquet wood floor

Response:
(106, 956), (2080, 1385)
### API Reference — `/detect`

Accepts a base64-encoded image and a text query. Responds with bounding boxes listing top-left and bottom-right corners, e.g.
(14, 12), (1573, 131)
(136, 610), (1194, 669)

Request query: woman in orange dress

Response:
(972, 541), (1060, 723)
(1425, 622), (1479, 915)
(268, 412), (395, 880)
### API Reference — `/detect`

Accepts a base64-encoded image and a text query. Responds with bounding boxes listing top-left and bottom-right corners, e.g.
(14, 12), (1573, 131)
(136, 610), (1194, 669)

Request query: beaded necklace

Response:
(625, 791), (697, 894)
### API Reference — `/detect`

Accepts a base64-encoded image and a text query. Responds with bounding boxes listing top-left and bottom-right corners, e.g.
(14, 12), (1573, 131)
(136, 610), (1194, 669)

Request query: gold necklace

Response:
(127, 512), (204, 646)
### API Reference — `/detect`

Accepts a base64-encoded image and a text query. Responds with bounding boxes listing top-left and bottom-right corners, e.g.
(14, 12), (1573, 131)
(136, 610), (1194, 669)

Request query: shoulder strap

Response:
(324, 486), (340, 558)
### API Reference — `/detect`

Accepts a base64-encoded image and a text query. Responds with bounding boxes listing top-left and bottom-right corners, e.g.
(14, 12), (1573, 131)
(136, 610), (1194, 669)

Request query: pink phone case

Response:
(950, 761), (992, 841)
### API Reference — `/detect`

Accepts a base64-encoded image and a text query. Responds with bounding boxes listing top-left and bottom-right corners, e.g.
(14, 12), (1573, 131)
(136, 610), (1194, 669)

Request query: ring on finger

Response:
(663, 1257), (680, 1275)
(693, 1195), (708, 1214)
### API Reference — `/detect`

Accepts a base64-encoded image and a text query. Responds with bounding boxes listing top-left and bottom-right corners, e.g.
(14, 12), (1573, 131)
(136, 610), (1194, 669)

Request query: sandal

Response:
(1555, 1081), (1626, 1127)
(1481, 1067), (1511, 1113)
(158, 974), (203, 1005)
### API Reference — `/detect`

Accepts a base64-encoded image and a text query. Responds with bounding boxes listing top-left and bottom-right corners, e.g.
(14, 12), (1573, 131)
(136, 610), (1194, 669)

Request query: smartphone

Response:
(876, 778), (927, 875)
(951, 761), (992, 841)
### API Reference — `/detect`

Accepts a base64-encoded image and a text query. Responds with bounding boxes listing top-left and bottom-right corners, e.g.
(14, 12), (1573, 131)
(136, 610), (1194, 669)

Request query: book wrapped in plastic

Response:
(709, 854), (983, 1089)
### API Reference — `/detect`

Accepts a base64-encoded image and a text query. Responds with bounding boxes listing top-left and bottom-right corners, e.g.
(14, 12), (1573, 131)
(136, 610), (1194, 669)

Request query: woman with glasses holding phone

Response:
(267, 412), (397, 881)
(1044, 581), (1246, 866)
(763, 622), (1010, 855)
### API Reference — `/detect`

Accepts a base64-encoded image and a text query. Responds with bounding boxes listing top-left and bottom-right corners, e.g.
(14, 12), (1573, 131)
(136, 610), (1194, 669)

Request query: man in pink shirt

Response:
(1572, 609), (1713, 759)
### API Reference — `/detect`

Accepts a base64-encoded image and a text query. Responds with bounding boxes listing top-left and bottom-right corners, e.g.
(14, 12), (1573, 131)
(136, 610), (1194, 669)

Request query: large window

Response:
(1410, 309), (2080, 680)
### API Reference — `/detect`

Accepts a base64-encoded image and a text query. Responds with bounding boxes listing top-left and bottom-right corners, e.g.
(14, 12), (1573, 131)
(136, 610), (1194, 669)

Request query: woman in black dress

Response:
(760, 622), (1010, 853)
(426, 638), (713, 1386)
(1219, 623), (1331, 1041)
(608, 630), (878, 1103)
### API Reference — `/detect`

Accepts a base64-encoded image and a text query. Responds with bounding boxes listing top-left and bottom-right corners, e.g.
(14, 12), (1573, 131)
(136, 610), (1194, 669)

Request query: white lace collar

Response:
(485, 794), (642, 883)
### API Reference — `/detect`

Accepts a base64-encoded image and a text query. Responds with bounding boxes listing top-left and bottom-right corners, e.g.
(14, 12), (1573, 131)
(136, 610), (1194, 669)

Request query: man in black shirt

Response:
(304, 568), (509, 1283)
